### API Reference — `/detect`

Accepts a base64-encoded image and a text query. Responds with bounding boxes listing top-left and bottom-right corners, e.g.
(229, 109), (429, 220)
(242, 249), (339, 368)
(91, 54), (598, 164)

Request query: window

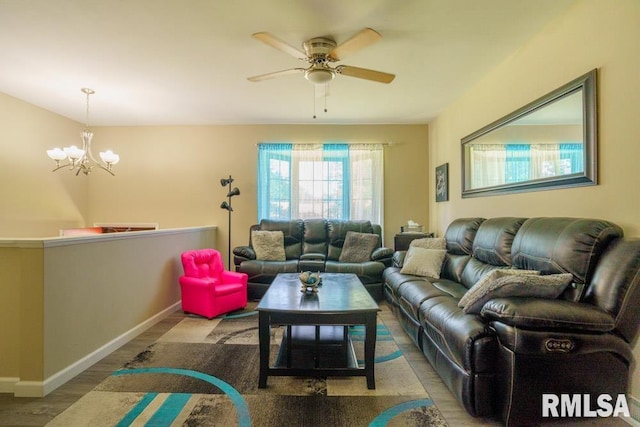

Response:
(257, 143), (383, 223)
(505, 144), (531, 183)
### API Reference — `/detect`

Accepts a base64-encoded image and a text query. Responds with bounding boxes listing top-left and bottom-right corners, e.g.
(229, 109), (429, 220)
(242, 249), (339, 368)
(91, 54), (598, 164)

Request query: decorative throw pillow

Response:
(251, 230), (286, 261)
(458, 269), (540, 308)
(339, 231), (380, 263)
(400, 247), (447, 278)
(409, 237), (446, 250)
(461, 272), (573, 314)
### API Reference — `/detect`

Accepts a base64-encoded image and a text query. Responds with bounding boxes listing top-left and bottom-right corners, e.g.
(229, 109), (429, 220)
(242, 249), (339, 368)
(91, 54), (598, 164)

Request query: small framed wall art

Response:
(435, 163), (449, 202)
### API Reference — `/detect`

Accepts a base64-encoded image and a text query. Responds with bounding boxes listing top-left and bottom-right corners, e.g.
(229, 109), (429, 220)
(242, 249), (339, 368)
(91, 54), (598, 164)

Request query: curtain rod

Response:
(256, 141), (394, 146)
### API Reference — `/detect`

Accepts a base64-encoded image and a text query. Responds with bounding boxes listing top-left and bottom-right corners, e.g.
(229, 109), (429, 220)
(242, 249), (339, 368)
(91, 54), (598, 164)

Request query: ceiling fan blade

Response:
(336, 65), (395, 84)
(329, 28), (382, 61)
(247, 68), (306, 82)
(252, 32), (306, 59)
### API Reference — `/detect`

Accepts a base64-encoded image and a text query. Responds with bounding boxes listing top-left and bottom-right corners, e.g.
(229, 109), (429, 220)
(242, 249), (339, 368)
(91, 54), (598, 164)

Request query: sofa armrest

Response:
(221, 270), (248, 285)
(300, 253), (326, 261)
(372, 247), (394, 263)
(233, 245), (256, 262)
(481, 298), (615, 333)
(392, 250), (407, 268)
(179, 276), (218, 288)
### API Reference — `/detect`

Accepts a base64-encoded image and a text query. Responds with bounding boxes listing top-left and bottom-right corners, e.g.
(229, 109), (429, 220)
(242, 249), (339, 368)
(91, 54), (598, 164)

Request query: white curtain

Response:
(469, 145), (506, 189)
(531, 144), (561, 179)
(349, 144), (384, 224)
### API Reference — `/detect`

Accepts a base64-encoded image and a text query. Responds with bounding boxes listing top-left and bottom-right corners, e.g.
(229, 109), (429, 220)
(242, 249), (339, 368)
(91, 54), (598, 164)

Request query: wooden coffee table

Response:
(256, 272), (380, 389)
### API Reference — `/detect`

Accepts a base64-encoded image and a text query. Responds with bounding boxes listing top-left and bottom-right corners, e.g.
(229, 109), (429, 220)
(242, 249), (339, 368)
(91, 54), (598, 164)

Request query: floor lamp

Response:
(220, 175), (240, 270)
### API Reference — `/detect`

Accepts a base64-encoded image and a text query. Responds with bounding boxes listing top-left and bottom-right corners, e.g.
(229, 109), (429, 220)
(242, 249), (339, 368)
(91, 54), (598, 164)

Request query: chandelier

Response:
(46, 88), (120, 176)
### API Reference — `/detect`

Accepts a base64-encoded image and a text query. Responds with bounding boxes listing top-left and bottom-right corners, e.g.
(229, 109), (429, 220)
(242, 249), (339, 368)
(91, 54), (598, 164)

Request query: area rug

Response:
(47, 303), (448, 426)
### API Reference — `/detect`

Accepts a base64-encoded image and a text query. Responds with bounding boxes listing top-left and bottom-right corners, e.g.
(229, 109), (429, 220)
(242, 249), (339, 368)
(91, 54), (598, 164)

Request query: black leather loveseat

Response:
(233, 219), (393, 301)
(383, 217), (640, 426)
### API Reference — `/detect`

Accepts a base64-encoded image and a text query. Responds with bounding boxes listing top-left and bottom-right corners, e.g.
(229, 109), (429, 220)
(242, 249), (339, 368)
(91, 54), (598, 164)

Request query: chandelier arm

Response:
(97, 164), (116, 176)
(51, 163), (70, 172)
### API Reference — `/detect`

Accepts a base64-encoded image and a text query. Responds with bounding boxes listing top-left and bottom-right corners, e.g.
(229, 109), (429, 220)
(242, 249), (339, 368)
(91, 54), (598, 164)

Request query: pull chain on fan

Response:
(312, 84), (329, 119)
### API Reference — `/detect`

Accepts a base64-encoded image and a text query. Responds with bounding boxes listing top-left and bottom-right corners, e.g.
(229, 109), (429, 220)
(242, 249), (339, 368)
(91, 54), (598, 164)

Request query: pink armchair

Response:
(179, 249), (248, 319)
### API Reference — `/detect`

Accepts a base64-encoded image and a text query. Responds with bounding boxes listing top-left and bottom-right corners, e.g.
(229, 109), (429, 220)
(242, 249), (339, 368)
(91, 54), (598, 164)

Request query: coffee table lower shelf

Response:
(270, 325), (363, 378)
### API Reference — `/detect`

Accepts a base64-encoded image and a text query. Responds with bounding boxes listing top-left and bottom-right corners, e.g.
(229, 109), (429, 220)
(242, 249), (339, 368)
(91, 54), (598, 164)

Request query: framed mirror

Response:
(462, 69), (597, 198)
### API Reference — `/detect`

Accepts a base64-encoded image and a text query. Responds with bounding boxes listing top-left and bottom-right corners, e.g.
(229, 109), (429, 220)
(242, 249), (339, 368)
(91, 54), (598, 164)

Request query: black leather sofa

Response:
(233, 219), (393, 301)
(383, 217), (640, 426)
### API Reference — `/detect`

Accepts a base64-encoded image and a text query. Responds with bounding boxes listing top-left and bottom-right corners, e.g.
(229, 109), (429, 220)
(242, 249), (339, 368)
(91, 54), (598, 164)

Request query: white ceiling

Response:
(0, 0), (575, 126)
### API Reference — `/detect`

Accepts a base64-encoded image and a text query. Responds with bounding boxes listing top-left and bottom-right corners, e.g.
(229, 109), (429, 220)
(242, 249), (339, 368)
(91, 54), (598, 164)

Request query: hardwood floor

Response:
(0, 303), (628, 426)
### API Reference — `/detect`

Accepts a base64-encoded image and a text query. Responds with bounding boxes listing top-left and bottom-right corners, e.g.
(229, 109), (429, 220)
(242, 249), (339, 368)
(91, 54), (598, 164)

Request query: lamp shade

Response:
(99, 150), (120, 165)
(63, 145), (85, 160)
(47, 148), (67, 161)
(305, 68), (335, 84)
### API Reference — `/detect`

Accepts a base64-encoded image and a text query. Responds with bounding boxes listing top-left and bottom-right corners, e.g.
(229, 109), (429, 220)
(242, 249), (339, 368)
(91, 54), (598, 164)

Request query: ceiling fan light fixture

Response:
(305, 68), (335, 84)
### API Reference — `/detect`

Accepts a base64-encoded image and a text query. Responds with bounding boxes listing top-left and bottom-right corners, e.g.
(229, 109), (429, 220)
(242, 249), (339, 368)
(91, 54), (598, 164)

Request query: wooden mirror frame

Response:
(461, 69), (597, 198)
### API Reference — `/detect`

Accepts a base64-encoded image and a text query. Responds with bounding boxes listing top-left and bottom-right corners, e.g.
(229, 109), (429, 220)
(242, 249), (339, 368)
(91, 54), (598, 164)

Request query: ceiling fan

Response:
(247, 28), (395, 85)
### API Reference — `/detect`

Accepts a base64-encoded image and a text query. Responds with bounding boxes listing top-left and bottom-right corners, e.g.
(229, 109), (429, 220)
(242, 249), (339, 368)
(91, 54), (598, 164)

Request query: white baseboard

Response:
(10, 302), (181, 398)
(0, 377), (20, 394)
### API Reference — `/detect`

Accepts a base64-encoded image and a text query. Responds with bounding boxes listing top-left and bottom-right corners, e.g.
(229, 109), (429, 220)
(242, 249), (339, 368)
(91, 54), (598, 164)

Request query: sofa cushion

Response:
(419, 297), (498, 373)
(444, 218), (485, 255)
(251, 230), (286, 261)
(472, 217), (527, 266)
(302, 218), (328, 255)
(324, 260), (386, 285)
(397, 278), (453, 320)
(459, 258), (503, 289)
(440, 253), (472, 284)
(400, 247), (447, 278)
(511, 217), (623, 284)
(460, 271), (572, 314)
(339, 231), (380, 262)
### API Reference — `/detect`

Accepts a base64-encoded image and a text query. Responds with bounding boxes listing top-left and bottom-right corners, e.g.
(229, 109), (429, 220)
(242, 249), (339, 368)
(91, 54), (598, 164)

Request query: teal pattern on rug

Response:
(369, 399), (435, 426)
(46, 302), (449, 427)
(350, 324), (403, 365)
(113, 367), (250, 427)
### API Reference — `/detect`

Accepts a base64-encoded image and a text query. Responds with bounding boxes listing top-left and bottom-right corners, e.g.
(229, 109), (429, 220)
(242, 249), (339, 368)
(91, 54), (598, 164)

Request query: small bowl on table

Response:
(299, 271), (322, 293)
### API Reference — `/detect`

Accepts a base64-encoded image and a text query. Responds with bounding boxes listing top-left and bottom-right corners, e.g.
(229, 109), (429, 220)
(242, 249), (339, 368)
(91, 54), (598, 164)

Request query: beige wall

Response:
(42, 228), (214, 378)
(86, 124), (429, 263)
(0, 244), (44, 384)
(0, 227), (215, 396)
(0, 95), (430, 259)
(0, 93), (88, 237)
(427, 0), (640, 408)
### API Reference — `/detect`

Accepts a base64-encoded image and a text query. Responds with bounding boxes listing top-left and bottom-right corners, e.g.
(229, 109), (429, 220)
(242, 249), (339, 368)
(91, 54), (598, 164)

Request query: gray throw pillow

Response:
(461, 271), (573, 314)
(409, 237), (446, 250)
(251, 230), (286, 261)
(458, 269), (540, 308)
(339, 231), (380, 263)
(400, 247), (447, 279)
